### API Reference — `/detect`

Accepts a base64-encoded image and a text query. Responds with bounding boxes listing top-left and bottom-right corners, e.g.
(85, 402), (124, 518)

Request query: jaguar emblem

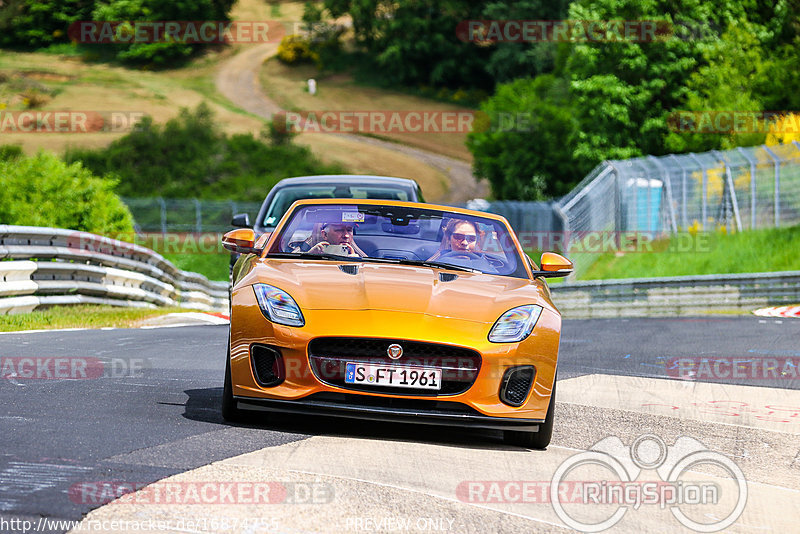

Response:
(387, 344), (403, 360)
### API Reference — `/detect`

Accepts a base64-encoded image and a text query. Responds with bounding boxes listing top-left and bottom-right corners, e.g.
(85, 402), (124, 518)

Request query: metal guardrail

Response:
(550, 271), (800, 318)
(0, 225), (228, 315)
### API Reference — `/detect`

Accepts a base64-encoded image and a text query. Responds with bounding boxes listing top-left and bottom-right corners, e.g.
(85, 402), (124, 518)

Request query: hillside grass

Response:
(260, 58), (474, 162)
(577, 225), (800, 280)
(0, 0), (457, 202)
(0, 48), (265, 155)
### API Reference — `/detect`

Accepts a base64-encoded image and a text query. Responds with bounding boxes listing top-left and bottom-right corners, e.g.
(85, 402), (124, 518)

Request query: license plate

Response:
(345, 362), (442, 390)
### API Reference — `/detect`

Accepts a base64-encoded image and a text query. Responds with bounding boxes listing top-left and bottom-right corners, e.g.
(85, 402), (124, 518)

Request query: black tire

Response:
(221, 346), (248, 423)
(504, 375), (557, 450)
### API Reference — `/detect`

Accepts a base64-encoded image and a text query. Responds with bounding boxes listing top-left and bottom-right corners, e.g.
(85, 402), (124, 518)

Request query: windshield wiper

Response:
(268, 252), (358, 261)
(395, 259), (480, 273)
(267, 253), (479, 272)
(267, 252), (399, 264)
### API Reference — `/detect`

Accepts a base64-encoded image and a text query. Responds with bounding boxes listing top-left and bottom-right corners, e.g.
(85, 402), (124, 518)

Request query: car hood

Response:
(244, 260), (550, 323)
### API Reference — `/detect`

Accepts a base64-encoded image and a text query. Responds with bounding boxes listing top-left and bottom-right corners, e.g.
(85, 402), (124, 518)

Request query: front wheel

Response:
(504, 375), (556, 450)
(222, 346), (248, 423)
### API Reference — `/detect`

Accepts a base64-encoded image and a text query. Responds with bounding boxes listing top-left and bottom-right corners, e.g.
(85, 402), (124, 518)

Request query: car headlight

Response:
(253, 284), (305, 327)
(488, 305), (543, 343)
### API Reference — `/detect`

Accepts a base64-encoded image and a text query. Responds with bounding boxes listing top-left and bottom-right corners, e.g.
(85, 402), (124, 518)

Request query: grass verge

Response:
(578, 225), (800, 280)
(163, 252), (231, 282)
(0, 305), (200, 332)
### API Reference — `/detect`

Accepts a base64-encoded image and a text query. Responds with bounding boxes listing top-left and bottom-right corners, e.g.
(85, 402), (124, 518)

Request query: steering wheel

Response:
(482, 253), (508, 269)
(437, 250), (483, 261)
(437, 250), (502, 274)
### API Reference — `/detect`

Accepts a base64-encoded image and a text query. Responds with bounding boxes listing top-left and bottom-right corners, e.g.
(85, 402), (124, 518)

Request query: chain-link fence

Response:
(560, 141), (800, 235)
(557, 141), (800, 275)
(121, 141), (800, 275)
(122, 197), (263, 234)
(122, 197), (561, 236)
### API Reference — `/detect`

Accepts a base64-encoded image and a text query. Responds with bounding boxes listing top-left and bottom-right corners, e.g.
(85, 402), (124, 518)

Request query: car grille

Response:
(308, 337), (482, 396)
(499, 365), (536, 407)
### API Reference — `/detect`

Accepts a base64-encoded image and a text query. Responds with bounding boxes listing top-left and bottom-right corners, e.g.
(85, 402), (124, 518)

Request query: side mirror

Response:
(231, 213), (250, 228)
(531, 252), (573, 278)
(222, 229), (261, 254)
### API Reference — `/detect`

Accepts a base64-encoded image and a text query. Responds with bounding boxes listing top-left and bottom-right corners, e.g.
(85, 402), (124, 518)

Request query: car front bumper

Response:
(229, 285), (561, 422)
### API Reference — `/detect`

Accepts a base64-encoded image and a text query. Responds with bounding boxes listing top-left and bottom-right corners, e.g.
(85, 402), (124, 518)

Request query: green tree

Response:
(481, 0), (571, 83)
(0, 0), (94, 47)
(664, 22), (772, 153)
(468, 0), (797, 199)
(467, 76), (579, 200)
(319, 0), (492, 88)
(0, 152), (134, 234)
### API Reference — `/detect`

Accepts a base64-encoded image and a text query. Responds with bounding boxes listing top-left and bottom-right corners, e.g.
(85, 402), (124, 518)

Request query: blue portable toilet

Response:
(623, 178), (663, 232)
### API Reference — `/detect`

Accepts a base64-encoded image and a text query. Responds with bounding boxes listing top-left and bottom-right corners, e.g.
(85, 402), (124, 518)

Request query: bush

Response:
(0, 151), (134, 235)
(65, 103), (346, 201)
(277, 35), (319, 65)
(0, 144), (23, 161)
(0, 0), (236, 67)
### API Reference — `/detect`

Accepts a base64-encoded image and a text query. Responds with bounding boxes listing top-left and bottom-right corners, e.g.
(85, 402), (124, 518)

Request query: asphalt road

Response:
(0, 317), (798, 533)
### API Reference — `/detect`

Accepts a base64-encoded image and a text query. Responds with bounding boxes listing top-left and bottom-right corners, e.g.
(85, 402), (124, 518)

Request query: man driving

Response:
(298, 222), (366, 257)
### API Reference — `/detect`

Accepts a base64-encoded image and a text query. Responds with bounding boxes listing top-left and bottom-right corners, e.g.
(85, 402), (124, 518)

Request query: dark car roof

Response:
(273, 175), (420, 187)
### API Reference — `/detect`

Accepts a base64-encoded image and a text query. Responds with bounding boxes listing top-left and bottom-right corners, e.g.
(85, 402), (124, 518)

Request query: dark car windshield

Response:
(267, 204), (528, 278)
(261, 185), (414, 228)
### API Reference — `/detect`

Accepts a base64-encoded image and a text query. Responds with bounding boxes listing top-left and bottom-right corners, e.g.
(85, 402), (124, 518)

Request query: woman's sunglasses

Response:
(450, 232), (477, 243)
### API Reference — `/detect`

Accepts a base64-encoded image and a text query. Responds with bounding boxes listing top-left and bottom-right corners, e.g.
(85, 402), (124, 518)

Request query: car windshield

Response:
(267, 203), (528, 278)
(261, 185), (414, 228)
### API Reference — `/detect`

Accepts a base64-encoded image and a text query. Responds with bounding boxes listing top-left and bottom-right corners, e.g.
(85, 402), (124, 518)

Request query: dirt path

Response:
(215, 43), (488, 204)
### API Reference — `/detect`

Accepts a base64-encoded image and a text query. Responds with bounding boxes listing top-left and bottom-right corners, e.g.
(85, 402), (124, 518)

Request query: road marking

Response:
(753, 305), (800, 318)
(0, 328), (88, 335)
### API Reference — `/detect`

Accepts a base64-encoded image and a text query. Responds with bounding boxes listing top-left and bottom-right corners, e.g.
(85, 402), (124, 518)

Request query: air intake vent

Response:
(439, 272), (458, 282)
(338, 264), (359, 275)
(499, 366), (536, 407)
(250, 345), (284, 387)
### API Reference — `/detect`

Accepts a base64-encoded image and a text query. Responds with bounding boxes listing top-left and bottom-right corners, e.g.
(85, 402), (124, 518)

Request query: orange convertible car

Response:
(221, 199), (572, 449)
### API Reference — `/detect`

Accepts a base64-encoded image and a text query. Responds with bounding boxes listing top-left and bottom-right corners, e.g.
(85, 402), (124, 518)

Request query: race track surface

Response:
(0, 317), (798, 533)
